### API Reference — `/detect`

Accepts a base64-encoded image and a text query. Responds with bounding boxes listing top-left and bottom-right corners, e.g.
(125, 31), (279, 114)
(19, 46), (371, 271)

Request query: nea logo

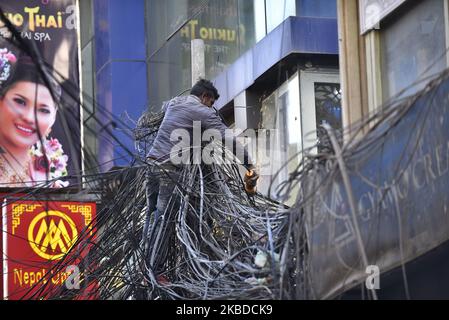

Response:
(28, 211), (78, 260)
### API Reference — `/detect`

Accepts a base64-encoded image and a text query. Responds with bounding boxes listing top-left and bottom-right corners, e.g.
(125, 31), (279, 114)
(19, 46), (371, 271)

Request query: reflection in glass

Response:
(147, 0), (256, 109)
(314, 82), (342, 153)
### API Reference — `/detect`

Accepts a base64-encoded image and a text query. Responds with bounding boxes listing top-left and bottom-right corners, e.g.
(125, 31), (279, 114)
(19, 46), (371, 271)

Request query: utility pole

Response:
(191, 39), (205, 86)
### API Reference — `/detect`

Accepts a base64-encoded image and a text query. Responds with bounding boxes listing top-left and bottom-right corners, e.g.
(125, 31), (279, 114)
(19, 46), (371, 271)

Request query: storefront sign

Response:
(305, 72), (449, 298)
(0, 0), (81, 189)
(2, 199), (96, 300)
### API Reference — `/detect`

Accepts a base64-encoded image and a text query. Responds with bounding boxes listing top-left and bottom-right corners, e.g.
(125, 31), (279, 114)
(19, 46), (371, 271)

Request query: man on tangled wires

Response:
(142, 79), (259, 283)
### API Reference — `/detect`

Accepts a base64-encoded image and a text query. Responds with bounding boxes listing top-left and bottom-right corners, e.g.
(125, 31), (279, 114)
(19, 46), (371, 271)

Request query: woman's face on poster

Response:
(0, 81), (57, 150)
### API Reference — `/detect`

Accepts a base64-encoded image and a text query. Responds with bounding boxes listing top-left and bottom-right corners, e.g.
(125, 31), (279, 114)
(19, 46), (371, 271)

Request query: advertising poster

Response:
(0, 0), (81, 189)
(2, 199), (96, 300)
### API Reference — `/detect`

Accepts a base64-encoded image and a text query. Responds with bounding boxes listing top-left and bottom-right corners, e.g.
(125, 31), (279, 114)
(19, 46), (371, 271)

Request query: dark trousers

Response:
(142, 161), (180, 268)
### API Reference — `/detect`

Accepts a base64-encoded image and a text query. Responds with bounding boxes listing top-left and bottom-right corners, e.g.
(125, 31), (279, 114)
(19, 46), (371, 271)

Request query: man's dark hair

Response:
(190, 79), (220, 100)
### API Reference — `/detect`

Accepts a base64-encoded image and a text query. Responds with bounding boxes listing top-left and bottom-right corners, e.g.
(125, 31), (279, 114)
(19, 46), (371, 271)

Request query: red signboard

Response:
(2, 199), (96, 300)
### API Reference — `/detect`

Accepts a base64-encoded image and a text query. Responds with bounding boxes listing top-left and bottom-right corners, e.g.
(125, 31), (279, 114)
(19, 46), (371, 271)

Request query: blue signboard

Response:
(303, 72), (449, 298)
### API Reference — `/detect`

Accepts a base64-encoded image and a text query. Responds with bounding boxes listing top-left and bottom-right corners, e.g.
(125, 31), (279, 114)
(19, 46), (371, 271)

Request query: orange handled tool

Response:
(244, 170), (258, 194)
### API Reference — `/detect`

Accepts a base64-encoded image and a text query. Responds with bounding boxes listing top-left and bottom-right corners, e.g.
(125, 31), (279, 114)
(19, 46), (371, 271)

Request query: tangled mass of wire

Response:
(2, 7), (449, 300)
(30, 67), (449, 300)
(34, 120), (308, 300)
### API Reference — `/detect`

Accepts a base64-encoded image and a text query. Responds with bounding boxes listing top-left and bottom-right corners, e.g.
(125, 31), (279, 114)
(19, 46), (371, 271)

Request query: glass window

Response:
(265, 0), (296, 34)
(258, 73), (301, 204)
(146, 0), (338, 109)
(314, 83), (342, 153)
(79, 0), (94, 47)
(238, 0), (257, 53)
(79, 0), (97, 169)
(254, 0), (267, 42)
(147, 0), (191, 56)
(380, 0), (447, 101)
(299, 71), (341, 153)
(191, 0), (243, 79)
(146, 0), (257, 109)
(297, 0), (337, 18)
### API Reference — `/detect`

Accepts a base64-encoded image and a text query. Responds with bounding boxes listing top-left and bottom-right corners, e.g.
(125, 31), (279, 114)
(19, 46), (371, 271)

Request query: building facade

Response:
(80, 0), (339, 201)
(338, 0), (449, 134)
(335, 0), (449, 299)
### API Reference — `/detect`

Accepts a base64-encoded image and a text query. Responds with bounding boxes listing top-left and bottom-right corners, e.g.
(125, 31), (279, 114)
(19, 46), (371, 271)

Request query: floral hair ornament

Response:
(0, 48), (17, 86)
(30, 137), (69, 181)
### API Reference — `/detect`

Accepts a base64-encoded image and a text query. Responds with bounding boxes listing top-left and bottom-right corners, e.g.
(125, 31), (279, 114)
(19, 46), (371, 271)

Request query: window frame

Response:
(363, 0), (449, 111)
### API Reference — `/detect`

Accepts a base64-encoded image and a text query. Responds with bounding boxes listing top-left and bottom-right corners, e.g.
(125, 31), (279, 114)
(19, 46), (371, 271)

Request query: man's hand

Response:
(244, 168), (259, 195)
